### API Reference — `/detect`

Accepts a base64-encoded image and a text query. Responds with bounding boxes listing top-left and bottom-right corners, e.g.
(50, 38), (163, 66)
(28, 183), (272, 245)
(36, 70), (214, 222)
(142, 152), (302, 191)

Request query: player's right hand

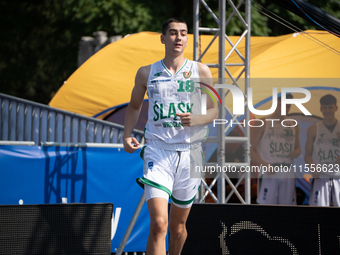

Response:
(123, 137), (140, 153)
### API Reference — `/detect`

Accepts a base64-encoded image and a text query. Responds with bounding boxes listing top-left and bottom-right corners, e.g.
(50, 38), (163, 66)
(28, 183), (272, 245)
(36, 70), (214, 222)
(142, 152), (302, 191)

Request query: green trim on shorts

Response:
(139, 145), (147, 160)
(201, 126), (209, 142)
(171, 194), (196, 205)
(136, 177), (172, 197)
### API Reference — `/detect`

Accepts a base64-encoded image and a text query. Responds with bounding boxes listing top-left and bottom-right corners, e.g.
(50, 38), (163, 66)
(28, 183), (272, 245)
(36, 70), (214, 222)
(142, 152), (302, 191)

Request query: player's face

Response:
(275, 99), (291, 116)
(320, 104), (338, 120)
(161, 22), (188, 54)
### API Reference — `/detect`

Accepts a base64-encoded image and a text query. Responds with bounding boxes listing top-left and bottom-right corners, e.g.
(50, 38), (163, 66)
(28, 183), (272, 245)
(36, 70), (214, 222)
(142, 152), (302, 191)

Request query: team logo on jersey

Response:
(148, 162), (154, 171)
(154, 72), (162, 77)
(183, 71), (192, 79)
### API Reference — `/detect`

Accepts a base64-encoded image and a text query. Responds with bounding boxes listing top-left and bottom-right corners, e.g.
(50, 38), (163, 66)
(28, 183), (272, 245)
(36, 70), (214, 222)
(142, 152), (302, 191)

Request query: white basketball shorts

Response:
(257, 173), (296, 205)
(137, 143), (202, 208)
(309, 178), (340, 206)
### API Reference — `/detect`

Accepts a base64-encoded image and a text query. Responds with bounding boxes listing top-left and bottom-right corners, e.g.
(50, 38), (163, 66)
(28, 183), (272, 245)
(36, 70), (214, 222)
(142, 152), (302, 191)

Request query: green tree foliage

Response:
(0, 0), (338, 104)
(254, 0), (340, 35)
(0, 0), (154, 104)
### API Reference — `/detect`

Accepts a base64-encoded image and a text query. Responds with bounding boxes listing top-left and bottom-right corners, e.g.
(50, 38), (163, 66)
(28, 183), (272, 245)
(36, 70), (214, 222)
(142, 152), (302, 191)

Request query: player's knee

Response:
(150, 217), (168, 237)
(169, 222), (186, 237)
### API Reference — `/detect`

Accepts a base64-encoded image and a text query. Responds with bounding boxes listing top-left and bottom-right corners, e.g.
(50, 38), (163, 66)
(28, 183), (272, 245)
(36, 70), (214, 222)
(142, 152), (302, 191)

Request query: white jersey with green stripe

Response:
(144, 59), (208, 147)
(312, 120), (340, 176)
(257, 118), (296, 165)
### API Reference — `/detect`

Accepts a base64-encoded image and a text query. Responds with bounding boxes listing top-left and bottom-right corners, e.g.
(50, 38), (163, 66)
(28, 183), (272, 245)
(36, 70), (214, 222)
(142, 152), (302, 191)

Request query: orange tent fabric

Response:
(49, 30), (340, 118)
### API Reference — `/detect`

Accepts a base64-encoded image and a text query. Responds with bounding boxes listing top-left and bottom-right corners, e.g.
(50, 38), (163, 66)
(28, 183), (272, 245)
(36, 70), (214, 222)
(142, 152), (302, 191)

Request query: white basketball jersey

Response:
(144, 59), (208, 146)
(257, 119), (296, 164)
(313, 120), (340, 169)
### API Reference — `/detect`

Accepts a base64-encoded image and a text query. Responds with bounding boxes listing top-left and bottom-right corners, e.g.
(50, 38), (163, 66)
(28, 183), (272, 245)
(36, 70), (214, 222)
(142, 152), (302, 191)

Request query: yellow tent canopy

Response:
(49, 30), (340, 119)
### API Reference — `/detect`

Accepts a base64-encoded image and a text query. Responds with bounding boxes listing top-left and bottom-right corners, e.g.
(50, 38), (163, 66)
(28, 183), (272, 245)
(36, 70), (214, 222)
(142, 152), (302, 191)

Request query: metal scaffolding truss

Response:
(193, 0), (251, 204)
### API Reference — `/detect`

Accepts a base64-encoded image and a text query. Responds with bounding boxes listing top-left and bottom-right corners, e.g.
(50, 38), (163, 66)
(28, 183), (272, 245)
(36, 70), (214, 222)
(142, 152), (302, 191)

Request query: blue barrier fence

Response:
(0, 93), (143, 144)
(0, 144), (149, 253)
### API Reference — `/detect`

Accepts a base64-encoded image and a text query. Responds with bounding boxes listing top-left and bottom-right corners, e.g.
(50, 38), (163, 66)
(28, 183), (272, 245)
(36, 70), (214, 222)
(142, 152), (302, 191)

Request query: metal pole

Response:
(217, 0), (226, 204)
(244, 0), (251, 204)
(116, 192), (146, 255)
(193, 0), (199, 62)
(193, 0), (207, 202)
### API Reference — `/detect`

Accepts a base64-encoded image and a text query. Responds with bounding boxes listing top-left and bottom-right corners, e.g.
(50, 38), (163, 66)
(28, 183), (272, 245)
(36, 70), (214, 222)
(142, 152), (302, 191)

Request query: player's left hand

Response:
(176, 113), (199, 127)
(289, 150), (300, 160)
(335, 156), (340, 164)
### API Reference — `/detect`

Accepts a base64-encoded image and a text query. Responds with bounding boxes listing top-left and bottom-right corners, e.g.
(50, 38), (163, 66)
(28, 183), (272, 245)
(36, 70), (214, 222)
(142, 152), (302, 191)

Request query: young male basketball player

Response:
(251, 94), (301, 205)
(305, 94), (340, 206)
(123, 18), (218, 255)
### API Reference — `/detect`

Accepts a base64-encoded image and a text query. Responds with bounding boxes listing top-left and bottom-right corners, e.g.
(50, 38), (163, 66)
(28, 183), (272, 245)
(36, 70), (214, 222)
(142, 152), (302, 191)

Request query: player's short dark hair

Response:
(320, 94), (337, 106)
(162, 17), (187, 35)
(278, 93), (293, 101)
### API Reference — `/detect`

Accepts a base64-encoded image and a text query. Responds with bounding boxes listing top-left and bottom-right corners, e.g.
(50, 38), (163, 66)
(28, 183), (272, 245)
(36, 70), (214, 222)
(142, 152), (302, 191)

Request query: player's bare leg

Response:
(146, 198), (169, 255)
(168, 203), (191, 255)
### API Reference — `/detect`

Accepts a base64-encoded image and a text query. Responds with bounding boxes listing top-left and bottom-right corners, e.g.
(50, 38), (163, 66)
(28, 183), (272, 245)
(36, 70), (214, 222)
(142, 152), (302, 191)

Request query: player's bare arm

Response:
(304, 124), (318, 177)
(289, 123), (301, 159)
(123, 65), (149, 153)
(336, 119), (340, 164)
(176, 62), (218, 126)
(250, 119), (268, 166)
(335, 156), (340, 164)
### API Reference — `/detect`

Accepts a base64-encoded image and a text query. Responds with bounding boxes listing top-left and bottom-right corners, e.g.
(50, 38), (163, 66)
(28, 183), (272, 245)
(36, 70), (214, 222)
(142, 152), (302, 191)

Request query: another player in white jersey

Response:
(123, 18), (218, 255)
(251, 94), (301, 205)
(305, 94), (340, 206)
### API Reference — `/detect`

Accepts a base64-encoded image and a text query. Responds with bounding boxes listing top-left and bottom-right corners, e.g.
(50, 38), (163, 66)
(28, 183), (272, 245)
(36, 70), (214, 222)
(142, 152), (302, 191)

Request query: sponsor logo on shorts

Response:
(263, 188), (268, 200)
(314, 191), (319, 203)
(148, 162), (154, 171)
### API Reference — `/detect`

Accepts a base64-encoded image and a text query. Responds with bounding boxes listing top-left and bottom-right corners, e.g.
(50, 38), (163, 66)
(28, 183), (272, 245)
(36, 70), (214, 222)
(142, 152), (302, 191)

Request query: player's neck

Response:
(323, 118), (337, 126)
(162, 55), (186, 75)
(270, 112), (285, 121)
